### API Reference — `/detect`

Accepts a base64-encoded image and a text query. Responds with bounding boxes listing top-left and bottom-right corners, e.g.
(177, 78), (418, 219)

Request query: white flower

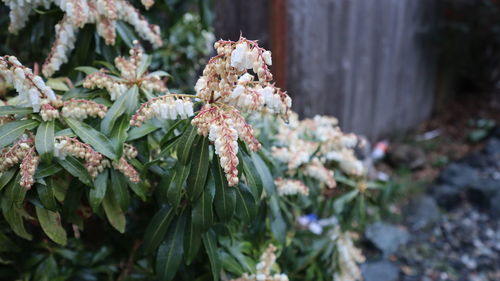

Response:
(262, 50), (272, 65)
(230, 42), (249, 71)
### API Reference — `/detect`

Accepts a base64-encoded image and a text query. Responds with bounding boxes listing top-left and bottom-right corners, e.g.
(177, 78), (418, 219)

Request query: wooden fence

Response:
(215, 0), (438, 140)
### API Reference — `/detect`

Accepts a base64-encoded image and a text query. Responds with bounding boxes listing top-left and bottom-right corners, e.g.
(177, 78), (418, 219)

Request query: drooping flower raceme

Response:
(274, 178), (309, 196)
(331, 228), (365, 281)
(130, 96), (194, 127)
(2, 0), (163, 77)
(0, 136), (39, 189)
(191, 37), (292, 186)
(231, 244), (289, 281)
(61, 99), (108, 120)
(0, 55), (56, 112)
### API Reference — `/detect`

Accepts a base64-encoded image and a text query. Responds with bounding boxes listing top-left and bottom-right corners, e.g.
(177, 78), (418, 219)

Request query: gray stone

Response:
(431, 184), (463, 210)
(404, 196), (440, 230)
(365, 222), (409, 257)
(485, 138), (500, 157)
(438, 163), (479, 188)
(361, 261), (399, 281)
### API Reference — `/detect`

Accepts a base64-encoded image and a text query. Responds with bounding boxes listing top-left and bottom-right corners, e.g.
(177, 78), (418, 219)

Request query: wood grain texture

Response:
(216, 0), (438, 140)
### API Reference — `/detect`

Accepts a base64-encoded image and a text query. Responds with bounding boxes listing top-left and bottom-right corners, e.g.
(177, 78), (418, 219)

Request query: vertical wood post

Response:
(271, 0), (288, 88)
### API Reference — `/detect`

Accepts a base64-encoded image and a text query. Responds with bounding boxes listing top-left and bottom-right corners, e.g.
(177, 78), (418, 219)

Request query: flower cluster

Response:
(0, 56), (56, 112)
(40, 103), (60, 121)
(231, 244), (289, 281)
(130, 95), (194, 127)
(112, 143), (140, 183)
(195, 38), (291, 115)
(274, 178), (309, 196)
(54, 136), (110, 178)
(19, 146), (39, 188)
(0, 136), (39, 189)
(331, 229), (365, 281)
(61, 99), (108, 120)
(83, 44), (167, 100)
(3, 0), (163, 77)
(189, 38), (291, 186)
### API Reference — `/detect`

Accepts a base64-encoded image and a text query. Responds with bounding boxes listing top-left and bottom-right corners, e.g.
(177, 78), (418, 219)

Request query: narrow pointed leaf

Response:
(110, 169), (130, 211)
(176, 125), (198, 164)
(167, 162), (190, 209)
(202, 229), (220, 281)
(184, 215), (201, 265)
(0, 168), (17, 191)
(101, 85), (137, 135)
(235, 184), (257, 222)
(35, 120), (54, 162)
(56, 157), (93, 186)
(212, 157), (235, 222)
(109, 115), (130, 158)
(127, 122), (158, 141)
(142, 206), (174, 255)
(37, 183), (58, 211)
(102, 189), (126, 233)
(0, 106), (33, 116)
(35, 207), (67, 246)
(89, 169), (108, 211)
(65, 118), (117, 160)
(156, 214), (186, 281)
(0, 119), (39, 149)
(186, 136), (209, 201)
(192, 173), (215, 231)
(241, 153), (263, 200)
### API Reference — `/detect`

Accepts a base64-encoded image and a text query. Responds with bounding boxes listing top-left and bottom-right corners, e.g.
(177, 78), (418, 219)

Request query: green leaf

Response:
(35, 164), (62, 179)
(74, 66), (99, 75)
(124, 85), (139, 114)
(89, 169), (108, 212)
(55, 128), (75, 137)
(184, 215), (201, 265)
(37, 183), (58, 211)
(212, 157), (236, 222)
(127, 122), (159, 141)
(202, 229), (221, 281)
(35, 120), (55, 162)
(167, 162), (190, 209)
(0, 106), (33, 116)
(110, 169), (130, 211)
(156, 214), (186, 281)
(100, 86), (137, 135)
(241, 153), (263, 200)
(1, 203), (31, 240)
(136, 54), (152, 77)
(176, 125), (198, 164)
(235, 184), (257, 222)
(251, 153), (276, 196)
(0, 119), (39, 149)
(5, 172), (26, 207)
(102, 188), (126, 233)
(159, 119), (185, 146)
(35, 207), (67, 246)
(0, 168), (17, 191)
(109, 115), (130, 158)
(186, 136), (210, 201)
(142, 206), (174, 255)
(192, 173), (215, 232)
(56, 157), (93, 186)
(333, 190), (359, 214)
(65, 117), (117, 160)
(46, 78), (70, 91)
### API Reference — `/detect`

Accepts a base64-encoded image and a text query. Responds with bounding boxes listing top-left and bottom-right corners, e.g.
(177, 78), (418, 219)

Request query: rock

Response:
(365, 222), (409, 257)
(361, 261), (399, 281)
(430, 184), (463, 210)
(388, 144), (426, 170)
(404, 196), (440, 230)
(466, 177), (500, 210)
(489, 192), (500, 216)
(438, 163), (479, 188)
(484, 137), (500, 157)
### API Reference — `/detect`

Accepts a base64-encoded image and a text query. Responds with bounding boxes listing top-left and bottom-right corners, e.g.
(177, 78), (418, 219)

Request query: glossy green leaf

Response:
(1, 203), (31, 240)
(5, 172), (26, 207)
(109, 115), (130, 158)
(167, 162), (190, 209)
(156, 214), (186, 281)
(65, 118), (117, 160)
(0, 168), (17, 191)
(37, 183), (58, 211)
(192, 173), (215, 232)
(110, 169), (130, 211)
(89, 169), (108, 212)
(74, 66), (99, 75)
(176, 125), (197, 164)
(35, 207), (67, 246)
(235, 184), (257, 222)
(184, 215), (201, 265)
(0, 119), (39, 149)
(35, 164), (62, 179)
(142, 205), (174, 255)
(0, 106), (33, 116)
(100, 85), (137, 135)
(212, 157), (236, 222)
(186, 136), (209, 201)
(35, 120), (55, 162)
(251, 152), (276, 196)
(241, 153), (263, 200)
(127, 122), (158, 141)
(202, 229), (220, 281)
(102, 188), (126, 233)
(56, 157), (93, 186)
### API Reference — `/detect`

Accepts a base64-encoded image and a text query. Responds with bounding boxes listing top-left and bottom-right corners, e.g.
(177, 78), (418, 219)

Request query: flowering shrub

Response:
(0, 1), (384, 280)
